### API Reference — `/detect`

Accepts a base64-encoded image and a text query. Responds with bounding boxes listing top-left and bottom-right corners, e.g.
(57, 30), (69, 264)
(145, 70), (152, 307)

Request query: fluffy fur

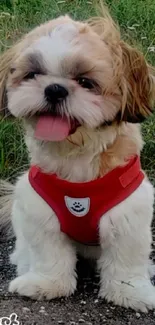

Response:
(0, 4), (155, 311)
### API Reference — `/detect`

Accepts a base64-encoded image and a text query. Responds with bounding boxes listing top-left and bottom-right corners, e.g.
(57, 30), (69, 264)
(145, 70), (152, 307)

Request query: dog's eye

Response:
(24, 72), (37, 80)
(76, 77), (94, 89)
(10, 67), (16, 74)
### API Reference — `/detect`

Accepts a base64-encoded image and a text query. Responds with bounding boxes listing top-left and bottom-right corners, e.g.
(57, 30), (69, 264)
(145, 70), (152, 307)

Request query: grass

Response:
(0, 0), (155, 182)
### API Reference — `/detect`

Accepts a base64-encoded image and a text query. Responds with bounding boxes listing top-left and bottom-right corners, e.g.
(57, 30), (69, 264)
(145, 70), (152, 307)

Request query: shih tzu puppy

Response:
(0, 4), (155, 312)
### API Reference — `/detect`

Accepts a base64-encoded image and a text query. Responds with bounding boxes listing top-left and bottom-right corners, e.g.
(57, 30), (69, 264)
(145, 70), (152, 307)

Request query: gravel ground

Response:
(0, 238), (155, 325)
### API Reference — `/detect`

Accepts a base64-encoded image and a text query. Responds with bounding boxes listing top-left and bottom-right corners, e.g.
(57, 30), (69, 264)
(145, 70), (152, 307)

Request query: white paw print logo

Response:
(65, 196), (90, 217)
(0, 313), (19, 325)
(72, 201), (85, 213)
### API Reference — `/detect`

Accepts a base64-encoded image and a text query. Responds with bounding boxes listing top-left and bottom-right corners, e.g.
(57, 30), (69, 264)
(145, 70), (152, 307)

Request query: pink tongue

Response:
(34, 116), (71, 141)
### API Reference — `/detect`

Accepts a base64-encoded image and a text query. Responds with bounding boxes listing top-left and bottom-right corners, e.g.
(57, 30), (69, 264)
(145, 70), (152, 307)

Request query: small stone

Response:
(39, 310), (46, 313)
(22, 307), (30, 313)
(58, 321), (64, 324)
(40, 306), (45, 309)
(79, 319), (85, 323)
(80, 300), (86, 305)
(94, 299), (99, 303)
(136, 312), (141, 319)
(82, 313), (88, 316)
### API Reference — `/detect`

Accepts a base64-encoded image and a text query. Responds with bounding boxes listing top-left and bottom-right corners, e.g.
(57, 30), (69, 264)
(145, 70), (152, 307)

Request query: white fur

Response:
(98, 180), (155, 312)
(25, 123), (119, 179)
(10, 172), (77, 299)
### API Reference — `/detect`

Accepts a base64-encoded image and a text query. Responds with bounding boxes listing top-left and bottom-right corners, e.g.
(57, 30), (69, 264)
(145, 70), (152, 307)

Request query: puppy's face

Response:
(6, 15), (155, 142)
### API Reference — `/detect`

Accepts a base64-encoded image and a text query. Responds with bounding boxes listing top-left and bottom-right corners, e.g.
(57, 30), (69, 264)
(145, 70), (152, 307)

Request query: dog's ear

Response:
(120, 41), (155, 123)
(0, 45), (21, 119)
(88, 2), (155, 124)
(0, 48), (13, 119)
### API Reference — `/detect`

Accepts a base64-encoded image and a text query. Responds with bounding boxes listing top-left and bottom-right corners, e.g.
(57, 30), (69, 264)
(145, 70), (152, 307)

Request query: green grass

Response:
(0, 0), (155, 181)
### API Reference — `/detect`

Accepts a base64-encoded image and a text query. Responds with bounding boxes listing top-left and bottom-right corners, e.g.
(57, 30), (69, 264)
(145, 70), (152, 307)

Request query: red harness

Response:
(29, 156), (144, 245)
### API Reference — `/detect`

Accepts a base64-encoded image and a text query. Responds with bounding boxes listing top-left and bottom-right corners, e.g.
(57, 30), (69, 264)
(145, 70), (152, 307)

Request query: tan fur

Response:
(0, 48), (17, 115)
(0, 40), (29, 116)
(88, 11), (155, 123)
(100, 124), (143, 176)
(120, 42), (155, 121)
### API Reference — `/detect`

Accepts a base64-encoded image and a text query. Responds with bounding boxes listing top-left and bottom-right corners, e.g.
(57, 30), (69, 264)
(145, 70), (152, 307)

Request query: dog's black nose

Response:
(45, 84), (68, 103)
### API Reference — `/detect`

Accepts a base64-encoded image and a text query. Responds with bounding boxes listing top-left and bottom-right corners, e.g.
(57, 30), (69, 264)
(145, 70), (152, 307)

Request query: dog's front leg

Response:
(98, 182), (155, 312)
(9, 179), (77, 299)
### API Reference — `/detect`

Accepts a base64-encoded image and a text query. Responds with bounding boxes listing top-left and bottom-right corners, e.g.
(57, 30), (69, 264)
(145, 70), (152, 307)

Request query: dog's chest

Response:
(28, 156), (144, 245)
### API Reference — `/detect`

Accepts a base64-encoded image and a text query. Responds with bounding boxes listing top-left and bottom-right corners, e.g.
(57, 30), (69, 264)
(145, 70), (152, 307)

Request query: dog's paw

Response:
(99, 278), (155, 312)
(9, 272), (77, 300)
